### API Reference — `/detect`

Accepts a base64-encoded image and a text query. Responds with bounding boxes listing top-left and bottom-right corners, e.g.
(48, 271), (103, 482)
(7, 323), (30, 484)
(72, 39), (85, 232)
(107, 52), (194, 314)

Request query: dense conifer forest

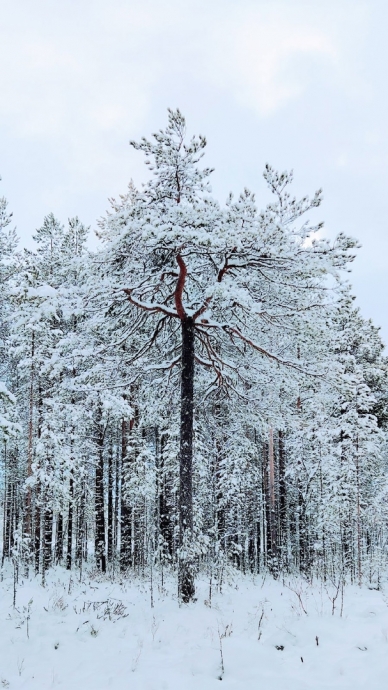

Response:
(1, 110), (388, 601)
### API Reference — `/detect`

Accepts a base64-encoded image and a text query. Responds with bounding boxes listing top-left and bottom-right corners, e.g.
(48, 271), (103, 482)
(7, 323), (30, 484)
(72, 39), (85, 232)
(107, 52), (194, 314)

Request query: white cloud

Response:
(202, 11), (338, 115)
(0, 0), (358, 147)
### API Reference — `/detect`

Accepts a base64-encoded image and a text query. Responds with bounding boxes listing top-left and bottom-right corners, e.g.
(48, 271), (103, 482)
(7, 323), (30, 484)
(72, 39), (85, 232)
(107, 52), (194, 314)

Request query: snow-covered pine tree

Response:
(92, 109), (358, 600)
(2, 113), (387, 596)
(0, 180), (20, 564)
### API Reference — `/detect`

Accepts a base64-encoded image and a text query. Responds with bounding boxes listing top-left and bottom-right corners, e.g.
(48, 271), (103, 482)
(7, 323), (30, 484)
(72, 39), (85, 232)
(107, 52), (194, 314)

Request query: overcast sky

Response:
(1, 0), (387, 343)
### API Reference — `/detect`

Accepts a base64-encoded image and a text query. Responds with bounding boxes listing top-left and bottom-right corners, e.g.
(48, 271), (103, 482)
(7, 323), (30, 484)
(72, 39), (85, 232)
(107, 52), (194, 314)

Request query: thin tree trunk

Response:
(34, 491), (41, 574)
(107, 441), (113, 564)
(263, 442), (270, 566)
(215, 436), (225, 552)
(43, 506), (53, 572)
(268, 427), (277, 568)
(356, 435), (362, 586)
(114, 445), (120, 558)
(26, 333), (35, 539)
(120, 419), (132, 570)
(159, 432), (173, 559)
(76, 482), (85, 567)
(66, 473), (74, 570)
(10, 481), (17, 554)
(2, 444), (11, 562)
(56, 511), (63, 564)
(278, 430), (286, 568)
(95, 408), (106, 572)
(178, 316), (195, 603)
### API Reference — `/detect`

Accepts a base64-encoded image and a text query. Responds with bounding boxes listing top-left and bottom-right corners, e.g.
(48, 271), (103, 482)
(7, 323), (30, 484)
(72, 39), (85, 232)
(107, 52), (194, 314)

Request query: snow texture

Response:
(0, 568), (387, 689)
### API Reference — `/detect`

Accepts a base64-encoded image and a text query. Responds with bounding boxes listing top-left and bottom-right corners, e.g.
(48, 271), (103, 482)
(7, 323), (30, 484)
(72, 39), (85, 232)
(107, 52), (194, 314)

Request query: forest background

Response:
(0, 107), (387, 603)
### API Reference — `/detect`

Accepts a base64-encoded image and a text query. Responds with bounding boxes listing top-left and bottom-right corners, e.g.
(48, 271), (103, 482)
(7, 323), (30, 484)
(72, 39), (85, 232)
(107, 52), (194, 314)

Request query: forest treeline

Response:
(1, 110), (388, 600)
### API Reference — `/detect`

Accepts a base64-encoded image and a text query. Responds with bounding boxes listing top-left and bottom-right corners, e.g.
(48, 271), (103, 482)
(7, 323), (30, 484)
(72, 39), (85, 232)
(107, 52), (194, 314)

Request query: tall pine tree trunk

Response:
(178, 316), (195, 602)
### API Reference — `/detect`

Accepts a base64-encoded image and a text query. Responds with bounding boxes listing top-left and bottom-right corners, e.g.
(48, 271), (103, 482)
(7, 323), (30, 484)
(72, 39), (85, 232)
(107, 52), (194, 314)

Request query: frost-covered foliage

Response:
(1, 112), (388, 593)
(0, 180), (19, 441)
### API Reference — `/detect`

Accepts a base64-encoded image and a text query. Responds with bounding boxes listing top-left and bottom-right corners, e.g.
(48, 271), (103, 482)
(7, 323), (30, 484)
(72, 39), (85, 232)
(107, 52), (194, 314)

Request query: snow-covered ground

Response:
(0, 566), (387, 689)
